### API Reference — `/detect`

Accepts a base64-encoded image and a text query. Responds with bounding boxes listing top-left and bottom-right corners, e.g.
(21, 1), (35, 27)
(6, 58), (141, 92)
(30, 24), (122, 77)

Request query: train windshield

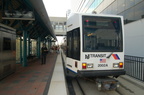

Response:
(82, 16), (123, 52)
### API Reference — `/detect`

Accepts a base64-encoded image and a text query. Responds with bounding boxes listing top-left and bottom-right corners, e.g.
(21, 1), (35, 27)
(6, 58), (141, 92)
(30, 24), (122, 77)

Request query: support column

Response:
(28, 34), (31, 56)
(20, 36), (22, 64)
(48, 39), (51, 49)
(47, 39), (49, 49)
(30, 41), (32, 55)
(50, 39), (52, 48)
(37, 37), (41, 58)
(23, 30), (27, 67)
(44, 39), (46, 44)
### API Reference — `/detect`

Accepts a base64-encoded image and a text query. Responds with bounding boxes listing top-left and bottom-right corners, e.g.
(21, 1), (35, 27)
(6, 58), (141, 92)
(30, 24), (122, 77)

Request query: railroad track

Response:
(71, 77), (122, 95)
(75, 77), (86, 95)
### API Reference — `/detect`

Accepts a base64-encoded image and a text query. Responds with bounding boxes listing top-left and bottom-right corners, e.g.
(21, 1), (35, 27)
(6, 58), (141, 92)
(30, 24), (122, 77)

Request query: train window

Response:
(82, 16), (123, 52)
(73, 28), (80, 60)
(3, 37), (11, 50)
(67, 31), (73, 58)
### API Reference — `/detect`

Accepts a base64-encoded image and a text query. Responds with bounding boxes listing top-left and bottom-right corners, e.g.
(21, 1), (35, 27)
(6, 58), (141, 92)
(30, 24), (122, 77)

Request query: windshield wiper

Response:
(106, 52), (113, 58)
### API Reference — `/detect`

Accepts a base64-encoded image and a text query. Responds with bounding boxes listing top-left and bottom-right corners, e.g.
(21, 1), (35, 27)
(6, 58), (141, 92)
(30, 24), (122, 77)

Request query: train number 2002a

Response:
(98, 64), (108, 67)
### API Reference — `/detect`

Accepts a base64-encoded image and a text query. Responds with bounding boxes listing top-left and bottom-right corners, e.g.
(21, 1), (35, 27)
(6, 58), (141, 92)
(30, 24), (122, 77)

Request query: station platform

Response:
(0, 53), (67, 95)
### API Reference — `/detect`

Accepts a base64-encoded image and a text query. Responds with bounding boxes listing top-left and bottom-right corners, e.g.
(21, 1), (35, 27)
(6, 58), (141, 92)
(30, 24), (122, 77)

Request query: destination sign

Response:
(2, 10), (35, 20)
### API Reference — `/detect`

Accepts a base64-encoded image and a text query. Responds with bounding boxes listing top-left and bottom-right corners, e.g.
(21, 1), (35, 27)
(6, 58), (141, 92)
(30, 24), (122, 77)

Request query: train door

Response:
(66, 28), (80, 73)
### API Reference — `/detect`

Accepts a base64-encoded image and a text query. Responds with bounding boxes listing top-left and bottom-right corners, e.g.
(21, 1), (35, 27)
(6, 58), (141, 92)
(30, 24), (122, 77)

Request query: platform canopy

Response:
(0, 0), (57, 41)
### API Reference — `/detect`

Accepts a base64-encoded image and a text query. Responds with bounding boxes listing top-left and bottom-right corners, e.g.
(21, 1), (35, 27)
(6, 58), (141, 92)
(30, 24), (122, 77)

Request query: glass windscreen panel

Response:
(83, 16), (123, 52)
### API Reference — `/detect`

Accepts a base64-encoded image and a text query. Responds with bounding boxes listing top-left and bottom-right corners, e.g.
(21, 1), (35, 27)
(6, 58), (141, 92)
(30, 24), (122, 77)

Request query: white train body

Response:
(64, 13), (125, 77)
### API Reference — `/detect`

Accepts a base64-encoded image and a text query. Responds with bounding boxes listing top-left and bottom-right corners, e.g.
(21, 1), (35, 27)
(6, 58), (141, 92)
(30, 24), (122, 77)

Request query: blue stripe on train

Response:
(66, 68), (77, 74)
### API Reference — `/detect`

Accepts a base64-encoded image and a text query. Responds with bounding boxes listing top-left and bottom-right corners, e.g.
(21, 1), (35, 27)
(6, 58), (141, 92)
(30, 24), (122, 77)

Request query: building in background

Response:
(71, 0), (144, 57)
(71, 0), (103, 13)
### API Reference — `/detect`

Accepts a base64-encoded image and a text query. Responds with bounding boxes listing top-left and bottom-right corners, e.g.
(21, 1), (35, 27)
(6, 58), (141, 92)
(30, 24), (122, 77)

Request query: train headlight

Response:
(82, 63), (87, 69)
(119, 62), (123, 68)
(87, 63), (93, 68)
(113, 63), (119, 68)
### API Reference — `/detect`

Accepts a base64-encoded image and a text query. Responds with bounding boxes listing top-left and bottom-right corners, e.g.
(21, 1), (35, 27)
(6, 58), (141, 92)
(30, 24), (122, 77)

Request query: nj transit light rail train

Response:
(61, 13), (126, 90)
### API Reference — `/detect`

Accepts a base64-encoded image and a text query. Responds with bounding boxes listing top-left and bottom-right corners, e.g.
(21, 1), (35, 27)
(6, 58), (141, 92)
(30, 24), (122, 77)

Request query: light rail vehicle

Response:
(61, 13), (126, 90)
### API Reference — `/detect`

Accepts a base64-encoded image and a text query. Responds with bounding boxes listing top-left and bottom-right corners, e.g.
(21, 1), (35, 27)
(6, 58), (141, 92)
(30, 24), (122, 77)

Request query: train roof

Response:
(67, 13), (123, 19)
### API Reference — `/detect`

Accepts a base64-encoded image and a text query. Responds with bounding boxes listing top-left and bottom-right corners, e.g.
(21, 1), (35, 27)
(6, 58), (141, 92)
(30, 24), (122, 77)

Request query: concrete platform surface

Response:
(48, 53), (67, 95)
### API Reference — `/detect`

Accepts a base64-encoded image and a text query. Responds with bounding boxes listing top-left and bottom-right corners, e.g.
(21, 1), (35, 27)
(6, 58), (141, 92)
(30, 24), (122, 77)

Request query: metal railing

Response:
(124, 55), (144, 82)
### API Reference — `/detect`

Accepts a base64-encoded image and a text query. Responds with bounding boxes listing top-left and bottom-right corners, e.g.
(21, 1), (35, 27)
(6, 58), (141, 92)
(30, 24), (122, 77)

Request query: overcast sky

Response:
(43, 0), (71, 17)
(43, 0), (71, 44)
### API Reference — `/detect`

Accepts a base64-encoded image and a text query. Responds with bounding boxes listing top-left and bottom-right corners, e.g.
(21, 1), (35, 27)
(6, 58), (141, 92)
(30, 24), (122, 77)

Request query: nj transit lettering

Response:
(85, 54), (106, 59)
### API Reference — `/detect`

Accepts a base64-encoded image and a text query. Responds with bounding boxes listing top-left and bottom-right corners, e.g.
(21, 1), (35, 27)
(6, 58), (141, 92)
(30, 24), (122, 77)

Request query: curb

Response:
(120, 75), (144, 89)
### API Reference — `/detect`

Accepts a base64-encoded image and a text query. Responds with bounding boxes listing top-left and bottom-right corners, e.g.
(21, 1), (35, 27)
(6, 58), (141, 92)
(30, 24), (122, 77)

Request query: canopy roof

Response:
(0, 0), (56, 41)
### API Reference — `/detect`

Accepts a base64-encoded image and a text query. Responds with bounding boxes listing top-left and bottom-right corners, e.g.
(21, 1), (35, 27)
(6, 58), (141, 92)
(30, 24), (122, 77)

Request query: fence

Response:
(124, 55), (144, 82)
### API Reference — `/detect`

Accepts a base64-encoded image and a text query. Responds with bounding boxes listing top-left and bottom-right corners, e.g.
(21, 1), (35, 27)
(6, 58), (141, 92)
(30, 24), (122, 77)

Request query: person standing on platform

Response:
(41, 43), (48, 65)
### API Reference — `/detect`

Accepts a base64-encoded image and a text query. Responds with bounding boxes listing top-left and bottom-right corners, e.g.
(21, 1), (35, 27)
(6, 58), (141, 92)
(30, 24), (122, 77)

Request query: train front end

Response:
(78, 14), (125, 78)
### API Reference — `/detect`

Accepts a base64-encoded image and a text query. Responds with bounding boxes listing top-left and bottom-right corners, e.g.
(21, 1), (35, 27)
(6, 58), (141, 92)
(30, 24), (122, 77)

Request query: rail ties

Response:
(66, 76), (76, 95)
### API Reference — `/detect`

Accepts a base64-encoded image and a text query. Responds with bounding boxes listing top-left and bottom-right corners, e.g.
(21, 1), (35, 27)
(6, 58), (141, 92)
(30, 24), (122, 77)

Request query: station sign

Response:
(2, 10), (35, 20)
